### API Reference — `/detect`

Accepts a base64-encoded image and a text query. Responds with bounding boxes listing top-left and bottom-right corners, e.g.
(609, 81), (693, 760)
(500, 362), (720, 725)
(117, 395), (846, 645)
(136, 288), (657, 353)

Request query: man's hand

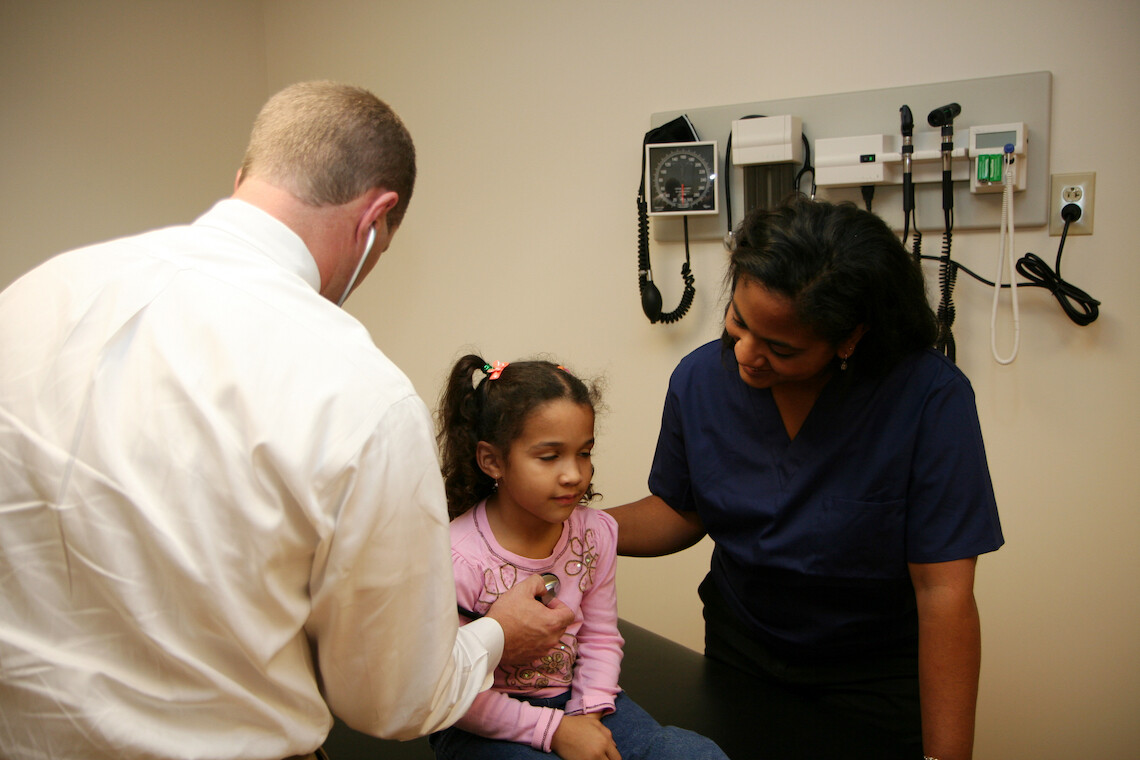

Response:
(485, 574), (575, 664)
(551, 714), (621, 760)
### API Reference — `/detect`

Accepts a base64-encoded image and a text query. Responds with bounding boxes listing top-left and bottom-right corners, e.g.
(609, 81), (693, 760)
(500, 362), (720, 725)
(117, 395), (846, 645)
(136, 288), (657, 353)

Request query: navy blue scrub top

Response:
(649, 341), (1004, 657)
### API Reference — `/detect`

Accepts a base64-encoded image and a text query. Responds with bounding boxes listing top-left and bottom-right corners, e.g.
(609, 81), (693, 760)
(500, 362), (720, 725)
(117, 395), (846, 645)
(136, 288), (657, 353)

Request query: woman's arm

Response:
(909, 557), (981, 760)
(604, 495), (706, 557)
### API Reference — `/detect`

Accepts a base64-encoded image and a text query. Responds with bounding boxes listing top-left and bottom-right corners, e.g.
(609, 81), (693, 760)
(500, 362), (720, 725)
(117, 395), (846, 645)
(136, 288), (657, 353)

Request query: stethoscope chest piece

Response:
(540, 573), (560, 605)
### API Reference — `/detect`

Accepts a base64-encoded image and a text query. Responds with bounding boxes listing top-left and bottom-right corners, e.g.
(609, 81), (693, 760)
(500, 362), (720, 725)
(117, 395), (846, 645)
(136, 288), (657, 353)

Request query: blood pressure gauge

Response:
(646, 140), (719, 216)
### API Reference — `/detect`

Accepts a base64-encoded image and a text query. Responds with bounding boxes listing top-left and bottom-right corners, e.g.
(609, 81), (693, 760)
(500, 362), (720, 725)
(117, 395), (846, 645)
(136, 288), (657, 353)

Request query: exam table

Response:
(322, 618), (913, 760)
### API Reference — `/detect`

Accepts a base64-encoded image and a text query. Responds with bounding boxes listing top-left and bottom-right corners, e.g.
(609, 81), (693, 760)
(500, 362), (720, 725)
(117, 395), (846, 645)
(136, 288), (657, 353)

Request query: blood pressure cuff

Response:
(639, 115), (700, 196)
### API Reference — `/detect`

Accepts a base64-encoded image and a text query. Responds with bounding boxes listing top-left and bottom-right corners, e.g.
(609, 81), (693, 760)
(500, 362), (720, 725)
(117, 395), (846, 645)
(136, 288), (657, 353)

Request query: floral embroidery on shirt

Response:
(465, 514), (609, 692)
(473, 560), (580, 688)
(472, 564), (518, 615)
(564, 527), (599, 593)
(502, 634), (577, 690)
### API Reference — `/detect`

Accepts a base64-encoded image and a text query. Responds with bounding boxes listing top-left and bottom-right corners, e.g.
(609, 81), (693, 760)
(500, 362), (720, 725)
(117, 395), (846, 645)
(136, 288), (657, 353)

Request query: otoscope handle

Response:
(900, 105), (914, 213)
(899, 105), (914, 136)
(927, 103), (961, 213)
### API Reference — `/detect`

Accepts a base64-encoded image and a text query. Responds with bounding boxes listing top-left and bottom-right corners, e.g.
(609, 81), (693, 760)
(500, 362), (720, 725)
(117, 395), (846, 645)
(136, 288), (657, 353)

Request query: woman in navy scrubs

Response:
(609, 198), (1003, 760)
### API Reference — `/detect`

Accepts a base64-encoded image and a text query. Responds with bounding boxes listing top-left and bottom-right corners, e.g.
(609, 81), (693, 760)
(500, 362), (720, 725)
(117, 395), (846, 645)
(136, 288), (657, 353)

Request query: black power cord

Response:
(794, 132), (816, 198)
(1015, 203), (1100, 326)
(861, 184), (875, 212)
(920, 202), (1100, 327)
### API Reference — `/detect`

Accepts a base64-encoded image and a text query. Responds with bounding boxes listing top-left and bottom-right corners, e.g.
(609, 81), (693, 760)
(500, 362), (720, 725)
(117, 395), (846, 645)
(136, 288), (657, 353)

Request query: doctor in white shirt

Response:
(0, 80), (573, 760)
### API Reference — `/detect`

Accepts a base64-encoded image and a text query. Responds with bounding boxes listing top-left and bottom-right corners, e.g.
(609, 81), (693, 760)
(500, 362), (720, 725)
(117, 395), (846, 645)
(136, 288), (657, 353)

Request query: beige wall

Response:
(3, 1), (1138, 757)
(0, 0), (268, 286)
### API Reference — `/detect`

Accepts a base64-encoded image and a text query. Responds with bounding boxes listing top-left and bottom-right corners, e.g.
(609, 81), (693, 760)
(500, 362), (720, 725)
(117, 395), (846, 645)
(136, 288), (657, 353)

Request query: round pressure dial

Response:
(647, 141), (719, 215)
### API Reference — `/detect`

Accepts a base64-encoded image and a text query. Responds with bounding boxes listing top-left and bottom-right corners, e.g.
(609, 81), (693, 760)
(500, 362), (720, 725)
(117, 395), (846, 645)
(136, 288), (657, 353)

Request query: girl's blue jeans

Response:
(429, 690), (728, 760)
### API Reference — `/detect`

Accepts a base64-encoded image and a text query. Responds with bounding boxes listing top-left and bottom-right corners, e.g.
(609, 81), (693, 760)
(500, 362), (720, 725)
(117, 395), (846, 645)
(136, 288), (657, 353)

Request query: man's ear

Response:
(361, 190), (399, 236)
(475, 441), (504, 480)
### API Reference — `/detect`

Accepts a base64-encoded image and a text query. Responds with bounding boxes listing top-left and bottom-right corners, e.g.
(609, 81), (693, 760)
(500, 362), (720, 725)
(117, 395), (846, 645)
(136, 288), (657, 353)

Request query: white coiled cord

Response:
(990, 148), (1020, 364)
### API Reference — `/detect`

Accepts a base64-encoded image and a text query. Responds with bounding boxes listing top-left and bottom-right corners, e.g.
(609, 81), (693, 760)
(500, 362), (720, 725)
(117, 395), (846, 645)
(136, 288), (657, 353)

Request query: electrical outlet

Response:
(1049, 172), (1095, 236)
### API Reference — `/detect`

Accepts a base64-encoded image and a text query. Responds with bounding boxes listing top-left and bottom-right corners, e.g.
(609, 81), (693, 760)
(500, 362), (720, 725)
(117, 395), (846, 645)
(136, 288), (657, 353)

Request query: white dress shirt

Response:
(0, 199), (502, 760)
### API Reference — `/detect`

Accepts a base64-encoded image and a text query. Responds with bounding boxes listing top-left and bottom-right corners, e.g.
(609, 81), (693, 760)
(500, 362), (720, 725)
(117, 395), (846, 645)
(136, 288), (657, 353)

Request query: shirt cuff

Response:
(458, 617), (505, 691)
(566, 692), (617, 717)
(534, 706), (564, 752)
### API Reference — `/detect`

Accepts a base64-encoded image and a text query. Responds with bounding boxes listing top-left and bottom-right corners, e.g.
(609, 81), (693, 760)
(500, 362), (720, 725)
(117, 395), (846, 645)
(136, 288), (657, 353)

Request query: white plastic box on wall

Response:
(731, 116), (803, 166)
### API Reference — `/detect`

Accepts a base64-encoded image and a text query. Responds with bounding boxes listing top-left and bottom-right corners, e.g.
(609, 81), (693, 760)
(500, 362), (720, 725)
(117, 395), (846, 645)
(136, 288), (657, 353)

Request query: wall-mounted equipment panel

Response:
(650, 71), (1051, 242)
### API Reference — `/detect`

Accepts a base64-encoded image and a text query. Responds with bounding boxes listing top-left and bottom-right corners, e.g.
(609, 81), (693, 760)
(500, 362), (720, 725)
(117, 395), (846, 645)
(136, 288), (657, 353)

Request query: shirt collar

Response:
(193, 198), (321, 292)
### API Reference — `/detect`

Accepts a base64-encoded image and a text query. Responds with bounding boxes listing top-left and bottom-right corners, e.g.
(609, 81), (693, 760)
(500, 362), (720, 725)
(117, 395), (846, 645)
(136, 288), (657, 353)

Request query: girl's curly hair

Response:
(435, 354), (602, 520)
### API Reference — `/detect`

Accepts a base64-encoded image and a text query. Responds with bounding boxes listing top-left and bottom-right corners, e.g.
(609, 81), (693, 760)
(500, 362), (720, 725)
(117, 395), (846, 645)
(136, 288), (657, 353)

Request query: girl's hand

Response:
(551, 714), (621, 760)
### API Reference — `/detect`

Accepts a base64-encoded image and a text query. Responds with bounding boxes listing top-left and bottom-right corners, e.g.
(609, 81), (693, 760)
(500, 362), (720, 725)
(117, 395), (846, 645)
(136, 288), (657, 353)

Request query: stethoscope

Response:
(336, 224), (376, 307)
(457, 573), (560, 620)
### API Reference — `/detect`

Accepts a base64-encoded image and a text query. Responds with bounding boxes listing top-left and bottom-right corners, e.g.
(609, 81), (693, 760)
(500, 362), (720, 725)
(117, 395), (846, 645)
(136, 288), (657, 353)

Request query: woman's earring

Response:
(840, 351), (851, 371)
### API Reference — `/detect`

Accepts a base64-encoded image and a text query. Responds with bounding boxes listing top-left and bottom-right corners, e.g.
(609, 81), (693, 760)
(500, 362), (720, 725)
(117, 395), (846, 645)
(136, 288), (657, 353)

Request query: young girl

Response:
(430, 355), (727, 760)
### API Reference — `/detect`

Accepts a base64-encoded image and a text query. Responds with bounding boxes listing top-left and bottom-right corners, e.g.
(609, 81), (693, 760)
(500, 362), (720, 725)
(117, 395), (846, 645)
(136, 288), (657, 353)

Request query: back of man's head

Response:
(239, 81), (416, 226)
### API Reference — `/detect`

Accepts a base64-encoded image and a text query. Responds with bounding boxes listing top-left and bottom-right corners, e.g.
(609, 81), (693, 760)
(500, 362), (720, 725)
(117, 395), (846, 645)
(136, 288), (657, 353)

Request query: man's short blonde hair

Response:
(240, 81), (416, 226)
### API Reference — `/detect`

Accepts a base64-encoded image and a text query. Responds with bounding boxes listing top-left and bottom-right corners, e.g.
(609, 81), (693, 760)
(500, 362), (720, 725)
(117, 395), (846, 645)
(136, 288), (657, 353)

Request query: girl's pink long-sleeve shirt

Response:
(449, 501), (623, 751)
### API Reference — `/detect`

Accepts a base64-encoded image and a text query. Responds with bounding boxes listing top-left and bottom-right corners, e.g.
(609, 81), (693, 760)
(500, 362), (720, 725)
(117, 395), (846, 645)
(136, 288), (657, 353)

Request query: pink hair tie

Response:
(483, 361), (509, 380)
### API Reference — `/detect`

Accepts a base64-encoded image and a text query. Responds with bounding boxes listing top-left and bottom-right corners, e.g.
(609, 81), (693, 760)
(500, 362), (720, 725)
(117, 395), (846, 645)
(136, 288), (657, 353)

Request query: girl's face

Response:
(724, 276), (852, 391)
(482, 398), (595, 529)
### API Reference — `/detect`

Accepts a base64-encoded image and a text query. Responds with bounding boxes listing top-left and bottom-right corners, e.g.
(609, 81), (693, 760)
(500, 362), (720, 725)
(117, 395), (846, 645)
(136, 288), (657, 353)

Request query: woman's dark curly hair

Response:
(724, 196), (937, 378)
(436, 354), (602, 520)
